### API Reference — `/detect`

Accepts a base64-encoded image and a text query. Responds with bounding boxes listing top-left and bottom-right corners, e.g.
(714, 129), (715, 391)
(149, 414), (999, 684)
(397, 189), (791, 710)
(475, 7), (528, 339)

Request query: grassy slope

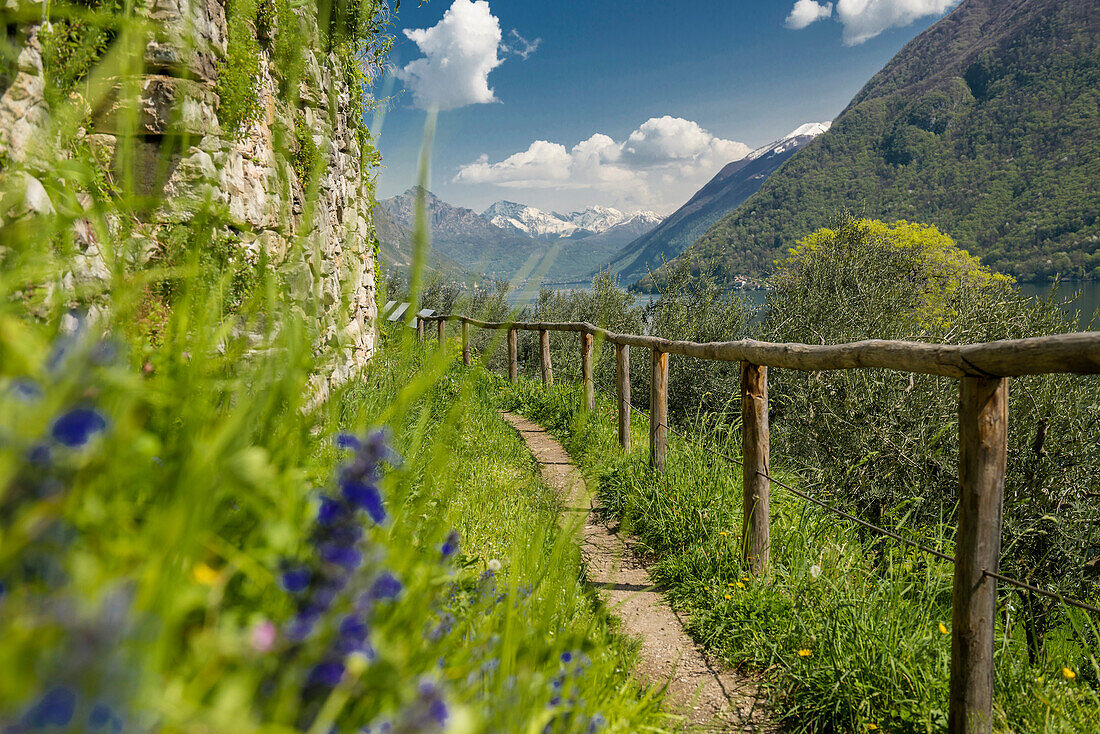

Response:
(493, 373), (1100, 733)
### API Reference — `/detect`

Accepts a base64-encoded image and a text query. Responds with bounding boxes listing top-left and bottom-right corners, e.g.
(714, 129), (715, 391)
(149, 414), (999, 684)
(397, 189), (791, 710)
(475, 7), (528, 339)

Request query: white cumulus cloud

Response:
(454, 117), (752, 211)
(396, 0), (504, 111)
(785, 0), (960, 44)
(785, 0), (833, 30)
(836, 0), (960, 44)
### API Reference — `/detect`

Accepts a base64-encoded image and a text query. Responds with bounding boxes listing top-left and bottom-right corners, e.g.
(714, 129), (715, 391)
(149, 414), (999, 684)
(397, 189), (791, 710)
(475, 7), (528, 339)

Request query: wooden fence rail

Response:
(418, 313), (1100, 734)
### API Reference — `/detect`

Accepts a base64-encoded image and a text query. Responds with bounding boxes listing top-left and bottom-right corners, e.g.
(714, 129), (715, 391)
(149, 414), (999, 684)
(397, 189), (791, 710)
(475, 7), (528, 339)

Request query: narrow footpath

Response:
(501, 412), (777, 734)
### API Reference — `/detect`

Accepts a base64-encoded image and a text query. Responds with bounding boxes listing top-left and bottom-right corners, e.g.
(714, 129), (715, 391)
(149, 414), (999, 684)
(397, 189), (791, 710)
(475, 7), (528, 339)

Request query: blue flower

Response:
(335, 433), (362, 450)
(440, 531), (460, 559)
(88, 702), (123, 732)
(284, 611), (319, 642)
(560, 651), (573, 664)
(369, 572), (402, 601)
(317, 495), (348, 526)
(308, 660), (346, 688)
(51, 407), (107, 447)
(341, 480), (386, 524)
(319, 544), (362, 570)
(280, 567), (311, 593)
(23, 686), (77, 727)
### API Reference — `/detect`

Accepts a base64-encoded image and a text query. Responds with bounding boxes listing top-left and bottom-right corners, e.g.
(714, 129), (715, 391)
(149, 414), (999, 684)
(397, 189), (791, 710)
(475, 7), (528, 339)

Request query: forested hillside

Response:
(669, 0), (1100, 285)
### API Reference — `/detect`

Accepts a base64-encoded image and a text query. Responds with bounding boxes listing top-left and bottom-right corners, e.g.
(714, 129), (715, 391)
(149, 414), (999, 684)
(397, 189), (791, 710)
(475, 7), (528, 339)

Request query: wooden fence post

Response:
(581, 330), (595, 412)
(416, 316), (424, 342)
(650, 349), (668, 471)
(949, 376), (1009, 734)
(508, 328), (518, 383)
(540, 329), (553, 387)
(461, 320), (470, 366)
(616, 343), (630, 451)
(437, 318), (445, 344)
(741, 362), (770, 575)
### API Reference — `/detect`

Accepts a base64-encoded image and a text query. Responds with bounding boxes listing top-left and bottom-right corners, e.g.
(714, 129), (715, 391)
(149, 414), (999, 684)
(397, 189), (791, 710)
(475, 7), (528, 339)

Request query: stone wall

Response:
(0, 0), (378, 388)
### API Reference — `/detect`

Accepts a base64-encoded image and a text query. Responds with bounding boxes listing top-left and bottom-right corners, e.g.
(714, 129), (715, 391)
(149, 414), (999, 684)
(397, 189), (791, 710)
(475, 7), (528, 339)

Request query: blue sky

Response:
(371, 0), (959, 215)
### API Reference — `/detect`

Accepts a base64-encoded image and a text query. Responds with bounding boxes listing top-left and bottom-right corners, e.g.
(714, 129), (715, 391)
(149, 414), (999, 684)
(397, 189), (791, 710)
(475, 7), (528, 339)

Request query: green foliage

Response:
(677, 0), (1100, 283)
(293, 110), (322, 192)
(37, 0), (122, 108)
(216, 0), (265, 138)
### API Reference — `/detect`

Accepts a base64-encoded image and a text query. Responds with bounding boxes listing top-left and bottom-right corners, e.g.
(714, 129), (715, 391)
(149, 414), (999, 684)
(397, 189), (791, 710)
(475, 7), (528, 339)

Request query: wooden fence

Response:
(418, 313), (1100, 734)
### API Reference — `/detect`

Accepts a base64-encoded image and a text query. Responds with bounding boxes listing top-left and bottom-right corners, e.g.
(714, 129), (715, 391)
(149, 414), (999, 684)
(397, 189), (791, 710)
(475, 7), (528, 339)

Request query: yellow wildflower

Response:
(192, 563), (221, 586)
(1062, 667), (1076, 680)
(719, 531), (728, 536)
(798, 649), (812, 657)
(867, 725), (879, 731)
(938, 623), (948, 635)
(736, 582), (744, 589)
(725, 594), (732, 600)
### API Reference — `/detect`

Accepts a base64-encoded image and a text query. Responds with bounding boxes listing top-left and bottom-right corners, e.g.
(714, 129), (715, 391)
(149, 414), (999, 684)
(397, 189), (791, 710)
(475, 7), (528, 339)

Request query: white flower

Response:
(810, 564), (822, 579)
(487, 559), (502, 572)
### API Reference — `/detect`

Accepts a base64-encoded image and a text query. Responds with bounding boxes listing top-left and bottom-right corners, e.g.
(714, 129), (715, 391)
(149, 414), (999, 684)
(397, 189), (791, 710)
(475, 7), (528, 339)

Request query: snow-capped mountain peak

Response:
(482, 201), (662, 239)
(747, 120), (832, 161)
(482, 201), (578, 237)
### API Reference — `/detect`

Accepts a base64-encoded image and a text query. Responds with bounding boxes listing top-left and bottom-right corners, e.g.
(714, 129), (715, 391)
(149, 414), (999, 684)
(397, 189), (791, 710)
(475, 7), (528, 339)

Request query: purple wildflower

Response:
(23, 686), (77, 727)
(308, 660), (346, 687)
(51, 407), (107, 447)
(279, 567), (311, 593)
(319, 544), (362, 570)
(440, 530), (460, 559)
(341, 480), (386, 524)
(317, 495), (348, 526)
(335, 433), (362, 450)
(284, 611), (319, 642)
(369, 572), (402, 601)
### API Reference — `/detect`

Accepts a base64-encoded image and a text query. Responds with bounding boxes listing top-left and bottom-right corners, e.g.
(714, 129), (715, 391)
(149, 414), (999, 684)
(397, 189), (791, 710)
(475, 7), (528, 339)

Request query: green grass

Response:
(494, 372), (1100, 733)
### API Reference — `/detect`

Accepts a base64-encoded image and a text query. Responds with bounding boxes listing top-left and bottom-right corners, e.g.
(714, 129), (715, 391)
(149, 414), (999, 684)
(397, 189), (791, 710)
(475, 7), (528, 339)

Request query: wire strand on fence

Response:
(589, 382), (1100, 615)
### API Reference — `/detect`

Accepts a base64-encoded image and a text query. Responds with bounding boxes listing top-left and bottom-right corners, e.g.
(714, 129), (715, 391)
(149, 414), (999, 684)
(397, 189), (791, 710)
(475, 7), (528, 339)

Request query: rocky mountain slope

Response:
(663, 0), (1100, 285)
(378, 187), (546, 280)
(606, 123), (829, 285)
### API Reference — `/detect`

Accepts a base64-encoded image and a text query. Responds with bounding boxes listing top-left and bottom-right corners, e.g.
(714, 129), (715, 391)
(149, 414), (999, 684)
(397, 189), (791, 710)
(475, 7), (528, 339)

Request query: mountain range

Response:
(655, 0), (1100, 286)
(375, 189), (665, 285)
(605, 122), (830, 285)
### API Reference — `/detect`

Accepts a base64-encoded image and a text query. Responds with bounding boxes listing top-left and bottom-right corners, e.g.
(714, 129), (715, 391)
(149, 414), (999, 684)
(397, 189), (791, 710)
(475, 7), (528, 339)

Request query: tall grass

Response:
(496, 372), (1100, 733)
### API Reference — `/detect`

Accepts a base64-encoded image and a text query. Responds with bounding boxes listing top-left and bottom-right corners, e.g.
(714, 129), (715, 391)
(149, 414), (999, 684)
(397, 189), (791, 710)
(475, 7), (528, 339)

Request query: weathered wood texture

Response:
(616, 343), (631, 451)
(540, 329), (553, 387)
(437, 318), (445, 343)
(581, 331), (595, 412)
(461, 321), (470, 366)
(741, 363), (771, 575)
(420, 316), (1100, 378)
(950, 377), (1009, 734)
(416, 317), (424, 342)
(650, 349), (668, 471)
(508, 328), (518, 383)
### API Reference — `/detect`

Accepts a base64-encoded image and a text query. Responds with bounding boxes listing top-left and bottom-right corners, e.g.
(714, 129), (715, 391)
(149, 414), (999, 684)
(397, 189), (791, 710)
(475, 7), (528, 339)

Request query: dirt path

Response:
(501, 412), (776, 733)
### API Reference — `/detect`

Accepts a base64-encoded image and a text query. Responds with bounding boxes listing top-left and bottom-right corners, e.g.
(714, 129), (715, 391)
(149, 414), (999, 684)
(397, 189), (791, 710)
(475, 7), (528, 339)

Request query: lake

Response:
(627, 281), (1100, 331)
